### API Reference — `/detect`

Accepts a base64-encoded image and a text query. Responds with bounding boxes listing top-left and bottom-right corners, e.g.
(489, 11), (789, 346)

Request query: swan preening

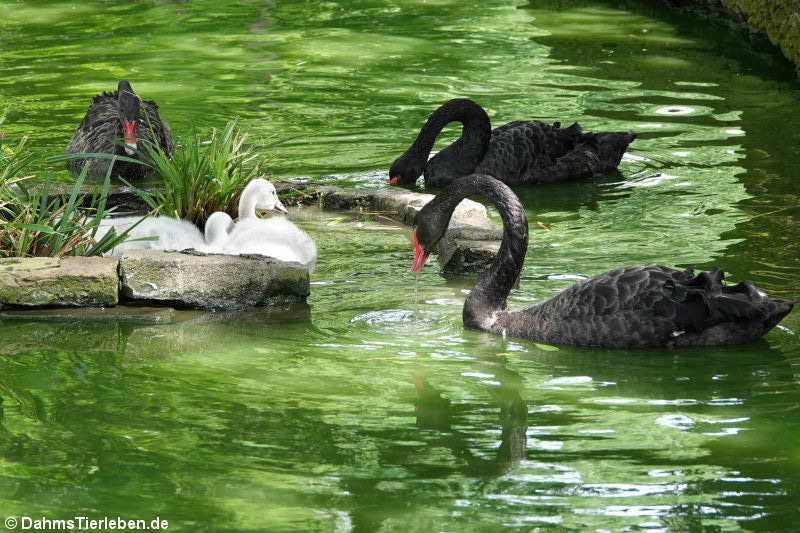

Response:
(66, 80), (174, 180)
(410, 174), (794, 348)
(390, 99), (636, 188)
(98, 179), (317, 270)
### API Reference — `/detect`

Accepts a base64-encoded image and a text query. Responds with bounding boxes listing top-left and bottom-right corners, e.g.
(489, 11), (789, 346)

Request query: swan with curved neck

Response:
(410, 174), (794, 348)
(203, 212), (234, 253)
(221, 179), (317, 270)
(390, 99), (636, 188)
(236, 178), (288, 219)
(66, 80), (174, 180)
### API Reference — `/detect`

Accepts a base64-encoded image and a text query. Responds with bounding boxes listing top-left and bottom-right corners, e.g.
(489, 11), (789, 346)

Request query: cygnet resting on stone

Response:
(220, 178), (318, 271)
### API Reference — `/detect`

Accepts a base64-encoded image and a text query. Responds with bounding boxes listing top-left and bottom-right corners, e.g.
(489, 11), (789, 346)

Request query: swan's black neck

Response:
(410, 99), (491, 169)
(419, 174), (528, 331)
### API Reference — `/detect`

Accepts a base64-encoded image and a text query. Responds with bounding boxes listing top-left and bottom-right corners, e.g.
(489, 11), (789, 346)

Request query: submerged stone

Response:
(122, 303), (312, 356)
(319, 185), (502, 273)
(0, 256), (119, 308)
(119, 250), (310, 310)
(0, 305), (175, 324)
(439, 225), (504, 273)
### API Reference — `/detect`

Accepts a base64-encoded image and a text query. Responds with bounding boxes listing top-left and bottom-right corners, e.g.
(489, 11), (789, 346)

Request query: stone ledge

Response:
(0, 306), (176, 323)
(0, 256), (119, 308)
(0, 251), (310, 311)
(439, 225), (504, 274)
(660, 0), (800, 69)
(319, 186), (502, 273)
(711, 1), (800, 67)
(119, 250), (310, 310)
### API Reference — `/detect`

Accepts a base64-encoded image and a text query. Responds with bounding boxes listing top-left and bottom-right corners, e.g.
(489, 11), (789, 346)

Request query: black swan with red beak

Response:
(410, 174), (794, 349)
(390, 99), (636, 188)
(66, 80), (174, 180)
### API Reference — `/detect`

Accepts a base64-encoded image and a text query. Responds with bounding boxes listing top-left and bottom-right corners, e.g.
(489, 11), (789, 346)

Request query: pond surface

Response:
(2, 0), (800, 531)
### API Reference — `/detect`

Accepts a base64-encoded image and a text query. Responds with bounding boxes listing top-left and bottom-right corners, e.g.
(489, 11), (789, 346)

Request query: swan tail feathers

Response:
(656, 268), (795, 335)
(562, 122), (582, 137)
(585, 131), (637, 175)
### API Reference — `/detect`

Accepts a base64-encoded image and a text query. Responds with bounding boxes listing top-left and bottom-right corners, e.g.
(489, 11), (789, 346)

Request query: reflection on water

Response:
(1, 0), (799, 530)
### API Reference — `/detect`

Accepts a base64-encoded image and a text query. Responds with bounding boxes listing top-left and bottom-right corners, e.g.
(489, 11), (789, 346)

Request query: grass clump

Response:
(1, 134), (36, 185)
(133, 118), (273, 227)
(1, 135), (138, 258)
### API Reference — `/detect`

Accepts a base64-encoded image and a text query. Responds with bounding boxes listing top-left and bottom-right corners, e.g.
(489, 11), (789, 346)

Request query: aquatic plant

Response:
(54, 117), (278, 227)
(0, 133), (36, 184)
(131, 118), (276, 227)
(1, 144), (140, 258)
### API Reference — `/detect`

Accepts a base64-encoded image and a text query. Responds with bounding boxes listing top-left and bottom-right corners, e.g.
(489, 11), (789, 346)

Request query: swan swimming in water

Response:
(219, 178), (318, 271)
(409, 174), (794, 348)
(390, 99), (636, 188)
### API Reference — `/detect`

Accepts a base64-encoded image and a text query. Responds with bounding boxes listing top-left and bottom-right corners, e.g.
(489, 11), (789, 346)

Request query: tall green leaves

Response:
(0, 135), (36, 184)
(134, 118), (273, 226)
(1, 143), (137, 258)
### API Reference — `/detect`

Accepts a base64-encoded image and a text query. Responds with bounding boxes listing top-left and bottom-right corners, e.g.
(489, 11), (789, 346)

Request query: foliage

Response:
(1, 134), (37, 185)
(1, 139), (142, 258)
(3, 118), (276, 258)
(131, 118), (275, 227)
(49, 117), (277, 228)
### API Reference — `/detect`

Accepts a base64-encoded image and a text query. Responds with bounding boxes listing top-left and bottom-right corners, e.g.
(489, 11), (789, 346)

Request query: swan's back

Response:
(108, 216), (204, 256)
(222, 216), (317, 271)
(259, 217), (317, 269)
(503, 264), (794, 349)
(474, 121), (636, 187)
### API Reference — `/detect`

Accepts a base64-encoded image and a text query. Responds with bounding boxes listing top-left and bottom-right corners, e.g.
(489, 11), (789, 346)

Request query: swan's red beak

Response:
(390, 176), (400, 186)
(122, 121), (137, 155)
(410, 228), (429, 274)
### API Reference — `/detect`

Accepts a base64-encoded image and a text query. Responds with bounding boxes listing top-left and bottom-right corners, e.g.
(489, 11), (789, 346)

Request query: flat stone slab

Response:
(0, 256), (119, 308)
(119, 250), (310, 310)
(438, 225), (504, 273)
(320, 186), (502, 272)
(0, 305), (175, 323)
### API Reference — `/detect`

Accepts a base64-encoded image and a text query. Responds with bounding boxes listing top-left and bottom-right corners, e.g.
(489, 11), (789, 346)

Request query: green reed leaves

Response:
(131, 118), (274, 227)
(1, 140), (137, 258)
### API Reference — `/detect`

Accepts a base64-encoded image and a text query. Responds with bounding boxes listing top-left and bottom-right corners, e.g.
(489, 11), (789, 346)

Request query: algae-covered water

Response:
(1, 1), (799, 531)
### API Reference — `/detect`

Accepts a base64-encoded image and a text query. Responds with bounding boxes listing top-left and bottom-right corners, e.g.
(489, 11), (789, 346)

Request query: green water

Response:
(2, 0), (800, 531)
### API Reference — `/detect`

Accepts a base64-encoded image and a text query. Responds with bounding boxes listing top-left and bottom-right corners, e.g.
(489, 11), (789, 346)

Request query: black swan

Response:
(66, 80), (174, 180)
(410, 174), (794, 348)
(389, 99), (636, 188)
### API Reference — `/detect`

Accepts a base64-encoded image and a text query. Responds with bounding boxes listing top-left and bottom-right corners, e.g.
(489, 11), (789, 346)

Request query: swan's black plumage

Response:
(66, 80), (174, 180)
(411, 174), (794, 348)
(390, 99), (636, 188)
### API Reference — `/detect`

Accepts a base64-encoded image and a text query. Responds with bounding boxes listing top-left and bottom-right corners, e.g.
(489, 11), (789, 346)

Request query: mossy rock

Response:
(118, 250), (310, 310)
(0, 256), (119, 308)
